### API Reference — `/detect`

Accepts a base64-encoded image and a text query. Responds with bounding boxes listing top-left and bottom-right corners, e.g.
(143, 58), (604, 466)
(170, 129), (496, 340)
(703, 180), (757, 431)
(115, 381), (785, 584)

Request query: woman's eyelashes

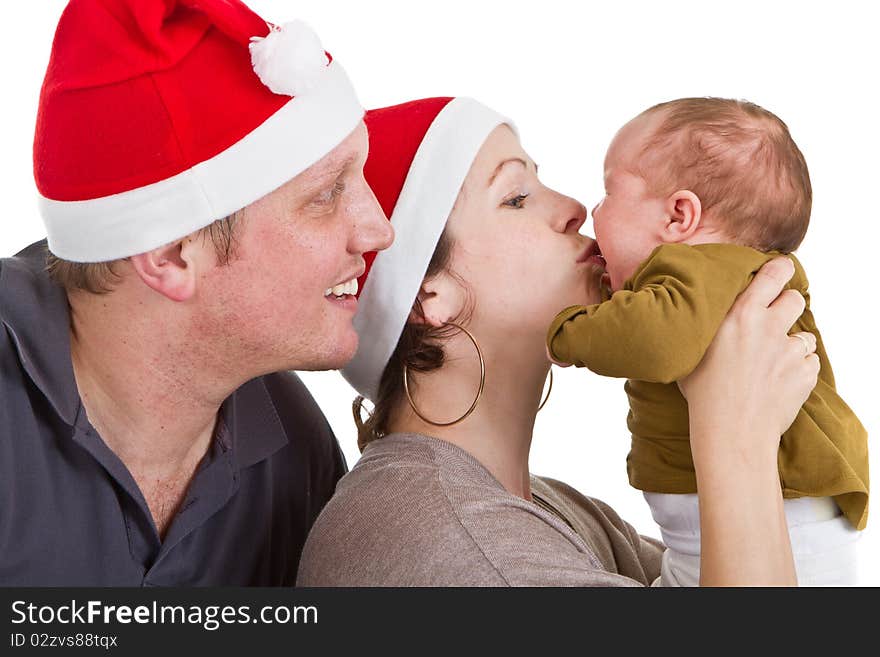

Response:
(502, 192), (530, 209)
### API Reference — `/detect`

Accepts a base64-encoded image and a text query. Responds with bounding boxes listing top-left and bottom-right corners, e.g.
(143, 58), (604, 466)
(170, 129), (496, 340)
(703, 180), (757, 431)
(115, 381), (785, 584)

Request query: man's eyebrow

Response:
(305, 154), (357, 185)
(487, 157), (536, 185)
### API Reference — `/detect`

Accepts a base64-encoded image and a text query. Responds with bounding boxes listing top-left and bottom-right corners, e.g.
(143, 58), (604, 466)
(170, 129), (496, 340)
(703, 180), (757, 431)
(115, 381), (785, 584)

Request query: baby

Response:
(546, 97), (868, 586)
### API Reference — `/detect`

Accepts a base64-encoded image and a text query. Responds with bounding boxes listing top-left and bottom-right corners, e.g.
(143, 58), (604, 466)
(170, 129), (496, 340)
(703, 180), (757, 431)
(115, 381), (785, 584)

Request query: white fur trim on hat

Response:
(40, 60), (363, 262)
(342, 97), (515, 402)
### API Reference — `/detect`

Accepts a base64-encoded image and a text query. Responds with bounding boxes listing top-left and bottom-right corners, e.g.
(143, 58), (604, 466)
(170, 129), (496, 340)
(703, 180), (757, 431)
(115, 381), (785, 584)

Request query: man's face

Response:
(199, 122), (394, 375)
(591, 113), (668, 291)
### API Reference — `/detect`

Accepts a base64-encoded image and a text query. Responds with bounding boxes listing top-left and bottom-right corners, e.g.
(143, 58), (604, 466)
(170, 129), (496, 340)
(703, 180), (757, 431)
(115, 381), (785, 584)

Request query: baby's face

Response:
(591, 113), (668, 291)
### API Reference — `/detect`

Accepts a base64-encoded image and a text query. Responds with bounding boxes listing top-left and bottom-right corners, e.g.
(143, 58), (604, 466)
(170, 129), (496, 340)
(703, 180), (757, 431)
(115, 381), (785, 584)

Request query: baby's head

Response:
(592, 97), (812, 290)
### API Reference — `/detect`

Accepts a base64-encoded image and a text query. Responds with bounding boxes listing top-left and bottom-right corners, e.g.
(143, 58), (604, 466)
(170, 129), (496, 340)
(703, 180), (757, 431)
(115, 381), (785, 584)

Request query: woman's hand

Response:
(681, 256), (819, 586)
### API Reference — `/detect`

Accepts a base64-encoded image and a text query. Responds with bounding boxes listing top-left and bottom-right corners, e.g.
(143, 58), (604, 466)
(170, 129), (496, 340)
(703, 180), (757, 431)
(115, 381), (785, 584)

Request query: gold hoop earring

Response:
(403, 321), (485, 427)
(538, 368), (553, 412)
(355, 396), (373, 423)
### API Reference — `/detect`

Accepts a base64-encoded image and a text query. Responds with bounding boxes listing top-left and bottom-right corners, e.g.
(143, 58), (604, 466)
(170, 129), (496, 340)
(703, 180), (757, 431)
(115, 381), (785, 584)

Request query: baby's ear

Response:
(663, 190), (702, 242)
(406, 271), (466, 328)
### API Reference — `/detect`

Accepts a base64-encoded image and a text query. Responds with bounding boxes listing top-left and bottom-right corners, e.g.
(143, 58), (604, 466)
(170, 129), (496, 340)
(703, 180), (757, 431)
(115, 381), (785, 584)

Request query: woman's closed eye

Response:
(502, 193), (529, 209)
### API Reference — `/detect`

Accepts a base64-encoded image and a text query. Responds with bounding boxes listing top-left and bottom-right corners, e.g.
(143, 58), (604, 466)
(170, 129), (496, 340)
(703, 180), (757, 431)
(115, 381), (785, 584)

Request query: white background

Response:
(2, 0), (877, 584)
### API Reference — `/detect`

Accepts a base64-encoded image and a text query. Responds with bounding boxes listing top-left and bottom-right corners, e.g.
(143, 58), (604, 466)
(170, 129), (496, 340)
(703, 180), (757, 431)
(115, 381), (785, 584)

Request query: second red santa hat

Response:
(342, 96), (515, 401)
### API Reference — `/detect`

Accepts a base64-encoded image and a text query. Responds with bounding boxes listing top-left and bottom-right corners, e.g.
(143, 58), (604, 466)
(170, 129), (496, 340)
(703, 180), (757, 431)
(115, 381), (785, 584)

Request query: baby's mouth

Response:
(592, 244), (612, 294)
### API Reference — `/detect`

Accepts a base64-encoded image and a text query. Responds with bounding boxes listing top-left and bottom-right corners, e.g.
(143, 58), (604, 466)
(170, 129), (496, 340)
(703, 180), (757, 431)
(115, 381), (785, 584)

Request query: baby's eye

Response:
(502, 193), (529, 209)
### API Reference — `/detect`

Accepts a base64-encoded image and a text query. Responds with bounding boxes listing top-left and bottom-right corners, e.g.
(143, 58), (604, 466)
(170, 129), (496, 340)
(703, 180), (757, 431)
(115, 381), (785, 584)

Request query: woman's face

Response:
(445, 125), (604, 345)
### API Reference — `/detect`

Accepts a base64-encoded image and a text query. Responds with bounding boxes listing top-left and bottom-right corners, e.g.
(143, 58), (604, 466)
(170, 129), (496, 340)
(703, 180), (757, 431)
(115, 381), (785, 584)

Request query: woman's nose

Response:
(560, 199), (588, 234)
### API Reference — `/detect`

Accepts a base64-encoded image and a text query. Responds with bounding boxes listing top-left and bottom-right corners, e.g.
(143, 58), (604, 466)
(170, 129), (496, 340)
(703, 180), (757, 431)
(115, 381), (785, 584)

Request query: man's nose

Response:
(352, 182), (394, 254)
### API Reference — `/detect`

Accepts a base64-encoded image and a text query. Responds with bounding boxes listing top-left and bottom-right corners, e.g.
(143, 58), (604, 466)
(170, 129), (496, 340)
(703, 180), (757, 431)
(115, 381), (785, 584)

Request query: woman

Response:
(297, 97), (819, 586)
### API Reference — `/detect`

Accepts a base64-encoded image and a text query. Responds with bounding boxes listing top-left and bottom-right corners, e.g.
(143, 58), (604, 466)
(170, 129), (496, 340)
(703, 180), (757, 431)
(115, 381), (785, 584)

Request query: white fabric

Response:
(342, 97), (515, 401)
(249, 20), (329, 96)
(644, 491), (863, 586)
(40, 61), (363, 262)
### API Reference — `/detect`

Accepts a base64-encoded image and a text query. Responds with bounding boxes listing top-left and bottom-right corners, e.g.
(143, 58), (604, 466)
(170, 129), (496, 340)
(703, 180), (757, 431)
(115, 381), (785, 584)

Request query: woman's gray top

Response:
(297, 432), (663, 586)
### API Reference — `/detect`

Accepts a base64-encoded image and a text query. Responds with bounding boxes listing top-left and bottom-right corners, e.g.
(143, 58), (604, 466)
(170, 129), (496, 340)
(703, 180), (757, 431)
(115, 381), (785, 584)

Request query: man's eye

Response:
(314, 180), (346, 205)
(502, 193), (529, 209)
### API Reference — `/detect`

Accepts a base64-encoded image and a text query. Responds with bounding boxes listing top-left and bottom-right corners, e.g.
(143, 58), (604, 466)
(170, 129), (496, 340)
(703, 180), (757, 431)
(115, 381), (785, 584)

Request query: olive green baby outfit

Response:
(547, 243), (869, 530)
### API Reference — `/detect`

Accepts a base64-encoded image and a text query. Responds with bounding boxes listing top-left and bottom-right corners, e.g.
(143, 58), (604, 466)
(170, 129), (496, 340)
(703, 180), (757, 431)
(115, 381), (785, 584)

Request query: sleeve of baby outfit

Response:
(546, 244), (752, 383)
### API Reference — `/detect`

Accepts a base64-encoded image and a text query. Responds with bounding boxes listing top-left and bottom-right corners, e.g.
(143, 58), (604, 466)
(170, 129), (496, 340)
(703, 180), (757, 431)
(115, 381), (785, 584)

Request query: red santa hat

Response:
(342, 97), (514, 401)
(34, 0), (362, 262)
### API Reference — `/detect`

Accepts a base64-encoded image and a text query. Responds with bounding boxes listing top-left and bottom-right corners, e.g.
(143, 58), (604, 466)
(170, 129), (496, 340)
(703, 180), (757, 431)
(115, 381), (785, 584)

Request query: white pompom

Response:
(249, 20), (330, 96)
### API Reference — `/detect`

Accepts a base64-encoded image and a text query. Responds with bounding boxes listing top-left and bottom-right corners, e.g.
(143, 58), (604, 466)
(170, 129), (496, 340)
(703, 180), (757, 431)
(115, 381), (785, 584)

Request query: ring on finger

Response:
(792, 333), (812, 357)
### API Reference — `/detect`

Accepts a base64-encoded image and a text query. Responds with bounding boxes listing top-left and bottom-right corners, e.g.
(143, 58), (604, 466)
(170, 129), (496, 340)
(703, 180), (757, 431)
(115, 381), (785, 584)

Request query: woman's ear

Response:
(407, 271), (467, 328)
(129, 236), (202, 302)
(663, 190), (702, 242)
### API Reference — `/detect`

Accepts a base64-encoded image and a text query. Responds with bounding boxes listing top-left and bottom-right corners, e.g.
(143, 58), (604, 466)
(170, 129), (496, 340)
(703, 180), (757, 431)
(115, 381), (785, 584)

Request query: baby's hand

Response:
(545, 343), (572, 368)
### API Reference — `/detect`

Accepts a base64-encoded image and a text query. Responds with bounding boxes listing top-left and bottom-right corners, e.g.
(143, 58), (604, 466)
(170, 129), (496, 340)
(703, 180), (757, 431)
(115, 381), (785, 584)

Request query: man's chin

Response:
(292, 333), (359, 372)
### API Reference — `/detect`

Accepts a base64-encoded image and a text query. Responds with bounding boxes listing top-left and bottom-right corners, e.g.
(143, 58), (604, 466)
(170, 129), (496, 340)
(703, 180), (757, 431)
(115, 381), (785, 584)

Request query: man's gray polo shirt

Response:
(0, 241), (347, 585)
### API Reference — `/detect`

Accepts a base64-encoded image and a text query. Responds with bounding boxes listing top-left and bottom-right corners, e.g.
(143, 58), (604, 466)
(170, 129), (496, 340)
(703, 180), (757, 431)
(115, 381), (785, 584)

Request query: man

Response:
(0, 0), (392, 585)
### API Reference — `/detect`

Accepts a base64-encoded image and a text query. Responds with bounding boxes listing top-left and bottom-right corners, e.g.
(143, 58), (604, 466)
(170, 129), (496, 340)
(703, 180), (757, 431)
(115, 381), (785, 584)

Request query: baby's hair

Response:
(638, 97), (812, 253)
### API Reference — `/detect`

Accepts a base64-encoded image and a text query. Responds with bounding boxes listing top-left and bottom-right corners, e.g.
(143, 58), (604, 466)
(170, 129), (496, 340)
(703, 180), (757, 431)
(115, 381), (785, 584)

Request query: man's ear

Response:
(129, 237), (201, 302)
(662, 190), (702, 242)
(407, 271), (467, 328)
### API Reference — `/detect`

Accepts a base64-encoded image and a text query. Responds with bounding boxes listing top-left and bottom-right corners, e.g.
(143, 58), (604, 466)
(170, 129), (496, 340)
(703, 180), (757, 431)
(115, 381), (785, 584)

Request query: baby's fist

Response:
(545, 343), (572, 368)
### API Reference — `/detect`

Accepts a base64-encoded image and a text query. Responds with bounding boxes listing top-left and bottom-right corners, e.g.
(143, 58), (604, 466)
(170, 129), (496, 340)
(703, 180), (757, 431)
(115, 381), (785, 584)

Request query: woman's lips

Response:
(576, 240), (606, 269)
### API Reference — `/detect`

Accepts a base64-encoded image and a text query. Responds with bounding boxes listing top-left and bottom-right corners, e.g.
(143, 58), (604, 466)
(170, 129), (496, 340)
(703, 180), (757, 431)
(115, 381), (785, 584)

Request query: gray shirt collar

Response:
(0, 241), (79, 424)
